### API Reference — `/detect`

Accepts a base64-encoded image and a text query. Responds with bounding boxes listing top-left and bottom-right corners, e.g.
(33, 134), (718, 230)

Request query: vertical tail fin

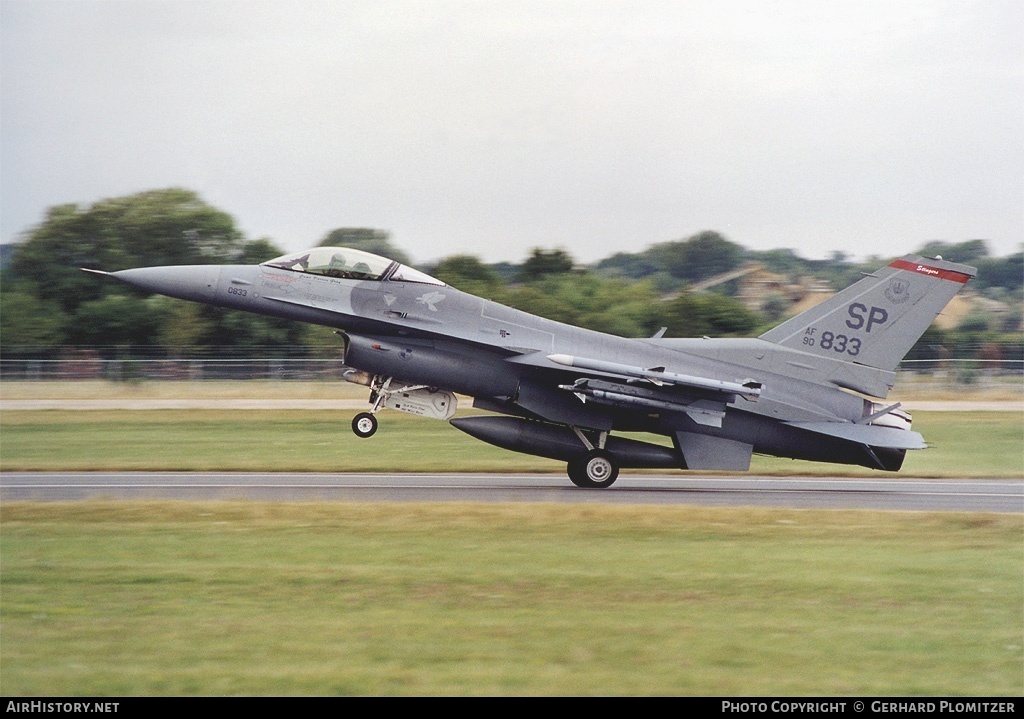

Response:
(759, 255), (976, 372)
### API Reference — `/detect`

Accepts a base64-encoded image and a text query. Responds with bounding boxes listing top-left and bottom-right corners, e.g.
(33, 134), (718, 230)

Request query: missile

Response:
(449, 415), (682, 468)
(547, 353), (761, 401)
(558, 381), (726, 427)
(561, 382), (695, 413)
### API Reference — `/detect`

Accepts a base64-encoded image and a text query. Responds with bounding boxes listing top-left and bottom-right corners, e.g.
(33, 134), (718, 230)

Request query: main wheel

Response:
(566, 450), (619, 489)
(567, 458), (593, 488)
(352, 412), (378, 438)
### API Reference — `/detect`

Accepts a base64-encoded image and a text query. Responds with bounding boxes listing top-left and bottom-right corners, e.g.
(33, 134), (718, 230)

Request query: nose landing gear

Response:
(351, 412), (378, 438)
(350, 375), (388, 439)
(348, 375), (458, 438)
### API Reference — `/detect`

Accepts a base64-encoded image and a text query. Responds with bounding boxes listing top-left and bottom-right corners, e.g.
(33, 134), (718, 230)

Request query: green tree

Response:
(212, 309), (305, 350)
(433, 255), (499, 285)
(161, 303), (315, 356)
(595, 251), (661, 279)
(66, 294), (167, 346)
(156, 299), (215, 352)
(655, 292), (761, 338)
(518, 248), (574, 282)
(667, 231), (744, 281)
(0, 288), (65, 356)
(2, 188), (297, 356)
(496, 273), (663, 338)
(237, 238), (285, 264)
(916, 239), (990, 265)
(904, 325), (949, 362)
(594, 231), (744, 288)
(8, 188), (245, 314)
(432, 254), (501, 296)
(974, 251), (1023, 292)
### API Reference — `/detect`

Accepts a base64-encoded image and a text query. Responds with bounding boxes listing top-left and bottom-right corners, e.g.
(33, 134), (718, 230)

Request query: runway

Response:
(1, 472), (1020, 512)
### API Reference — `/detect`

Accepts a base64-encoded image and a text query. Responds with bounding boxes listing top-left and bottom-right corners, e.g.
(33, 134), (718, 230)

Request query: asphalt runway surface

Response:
(1, 472), (1020, 512)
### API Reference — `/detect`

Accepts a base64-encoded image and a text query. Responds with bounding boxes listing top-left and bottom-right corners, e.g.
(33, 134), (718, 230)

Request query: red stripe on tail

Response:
(888, 259), (971, 283)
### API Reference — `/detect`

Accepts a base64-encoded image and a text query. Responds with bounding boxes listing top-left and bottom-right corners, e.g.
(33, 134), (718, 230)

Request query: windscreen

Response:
(263, 247), (394, 280)
(389, 264), (445, 286)
(263, 247), (445, 285)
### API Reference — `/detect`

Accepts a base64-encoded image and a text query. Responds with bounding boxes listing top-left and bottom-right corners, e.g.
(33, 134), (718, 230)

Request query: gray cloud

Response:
(2, 0), (1021, 264)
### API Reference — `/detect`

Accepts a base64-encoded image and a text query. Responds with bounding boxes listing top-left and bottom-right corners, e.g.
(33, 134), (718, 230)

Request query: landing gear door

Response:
(381, 385), (457, 421)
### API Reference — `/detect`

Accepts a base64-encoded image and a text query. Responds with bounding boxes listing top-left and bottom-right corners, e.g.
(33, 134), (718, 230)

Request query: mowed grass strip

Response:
(1, 410), (1021, 476)
(0, 410), (555, 473)
(2, 502), (1021, 696)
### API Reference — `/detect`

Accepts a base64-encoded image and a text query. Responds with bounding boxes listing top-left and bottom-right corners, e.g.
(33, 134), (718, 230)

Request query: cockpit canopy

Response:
(262, 247), (444, 286)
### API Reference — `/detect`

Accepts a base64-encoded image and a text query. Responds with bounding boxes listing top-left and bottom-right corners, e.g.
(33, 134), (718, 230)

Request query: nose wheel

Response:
(352, 375), (391, 438)
(352, 412), (378, 438)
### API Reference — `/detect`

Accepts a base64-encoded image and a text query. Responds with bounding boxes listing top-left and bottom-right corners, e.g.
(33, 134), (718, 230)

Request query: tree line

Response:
(1, 188), (1020, 362)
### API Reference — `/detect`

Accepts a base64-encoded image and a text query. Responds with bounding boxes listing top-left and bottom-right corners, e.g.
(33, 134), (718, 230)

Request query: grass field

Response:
(0, 409), (1021, 476)
(2, 502), (1021, 696)
(3, 378), (1021, 401)
(2, 382), (1021, 696)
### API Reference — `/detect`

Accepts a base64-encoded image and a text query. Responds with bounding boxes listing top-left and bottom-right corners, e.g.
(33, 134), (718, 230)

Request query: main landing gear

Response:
(565, 427), (619, 488)
(567, 449), (619, 488)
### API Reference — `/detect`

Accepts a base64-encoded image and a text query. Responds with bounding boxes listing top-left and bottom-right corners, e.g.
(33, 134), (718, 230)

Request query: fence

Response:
(1, 357), (1022, 389)
(0, 358), (351, 382)
(895, 359), (1023, 390)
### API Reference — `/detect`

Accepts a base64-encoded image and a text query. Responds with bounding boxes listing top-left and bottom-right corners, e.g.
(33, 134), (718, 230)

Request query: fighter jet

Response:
(83, 247), (976, 487)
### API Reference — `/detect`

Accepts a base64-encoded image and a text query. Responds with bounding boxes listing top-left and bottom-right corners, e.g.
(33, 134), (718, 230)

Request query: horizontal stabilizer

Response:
(785, 421), (926, 450)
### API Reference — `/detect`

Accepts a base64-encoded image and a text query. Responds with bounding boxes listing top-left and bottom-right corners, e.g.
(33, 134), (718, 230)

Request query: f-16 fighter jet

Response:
(84, 247), (975, 487)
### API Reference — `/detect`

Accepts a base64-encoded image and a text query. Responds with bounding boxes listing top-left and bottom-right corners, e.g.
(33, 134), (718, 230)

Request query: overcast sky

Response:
(2, 0), (1021, 265)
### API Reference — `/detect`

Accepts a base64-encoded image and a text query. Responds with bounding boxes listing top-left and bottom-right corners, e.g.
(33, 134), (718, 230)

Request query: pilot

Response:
(327, 253), (348, 277)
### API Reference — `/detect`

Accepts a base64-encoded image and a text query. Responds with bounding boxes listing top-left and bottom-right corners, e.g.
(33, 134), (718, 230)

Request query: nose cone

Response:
(111, 265), (221, 302)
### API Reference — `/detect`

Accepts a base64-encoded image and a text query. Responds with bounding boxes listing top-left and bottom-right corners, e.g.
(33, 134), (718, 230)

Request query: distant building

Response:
(687, 262), (832, 317)
(688, 262), (1018, 331)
